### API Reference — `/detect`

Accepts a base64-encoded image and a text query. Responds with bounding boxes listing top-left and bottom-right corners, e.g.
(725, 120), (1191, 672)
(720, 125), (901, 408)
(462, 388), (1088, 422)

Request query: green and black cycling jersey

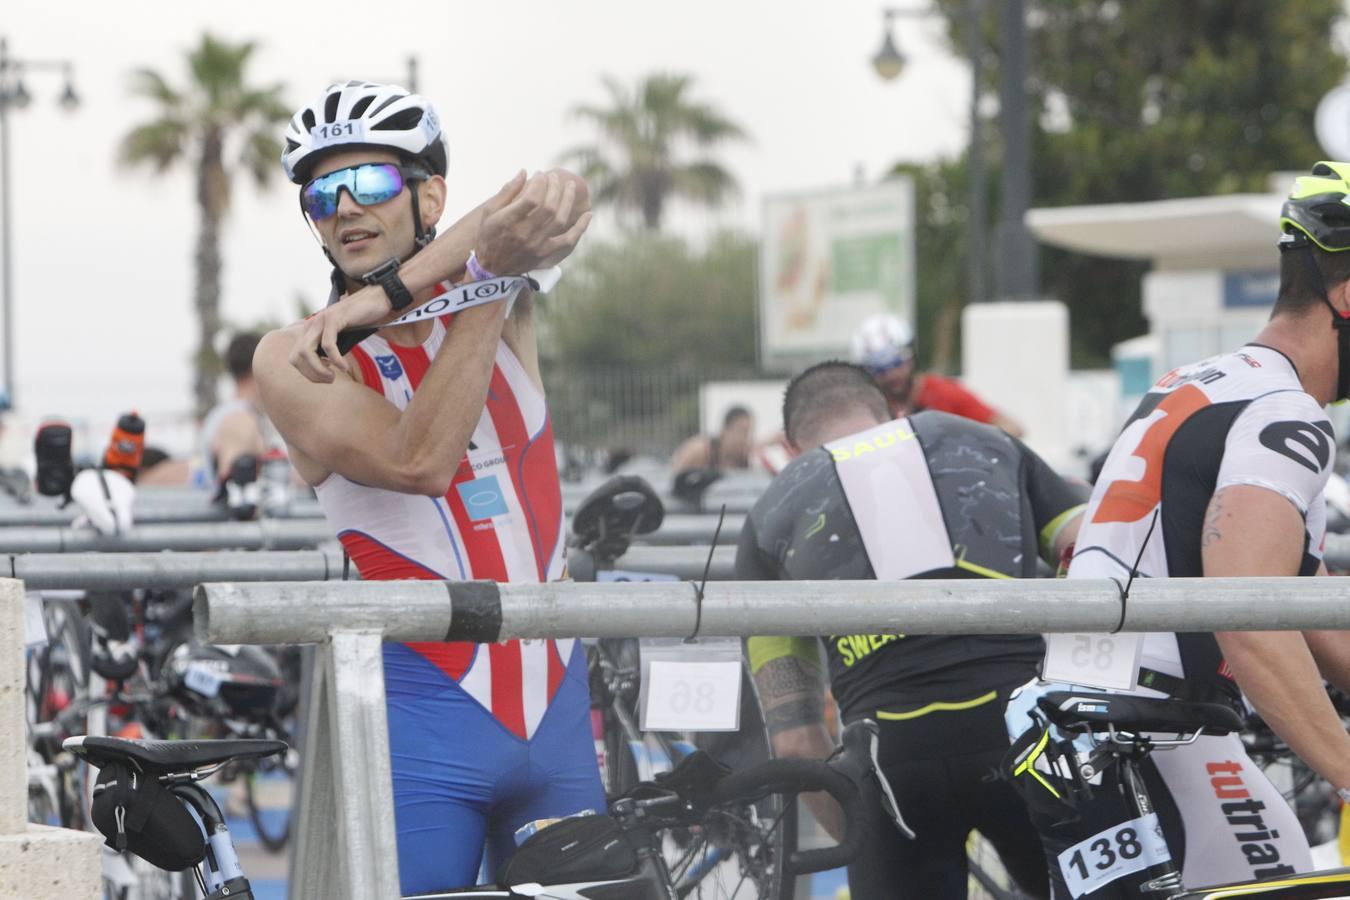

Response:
(737, 411), (1085, 723)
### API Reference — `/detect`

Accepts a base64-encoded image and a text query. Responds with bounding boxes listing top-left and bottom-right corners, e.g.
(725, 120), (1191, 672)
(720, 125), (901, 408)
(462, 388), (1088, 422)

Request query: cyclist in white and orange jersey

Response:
(253, 81), (596, 894)
(1008, 162), (1350, 897)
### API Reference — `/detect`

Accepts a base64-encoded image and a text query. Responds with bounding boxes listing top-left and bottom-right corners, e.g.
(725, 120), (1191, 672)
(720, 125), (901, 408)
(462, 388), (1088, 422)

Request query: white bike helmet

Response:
(282, 80), (447, 184)
(850, 313), (915, 373)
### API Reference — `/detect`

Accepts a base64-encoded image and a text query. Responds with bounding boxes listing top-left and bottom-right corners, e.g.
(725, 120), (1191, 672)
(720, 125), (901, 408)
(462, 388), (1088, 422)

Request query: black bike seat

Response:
(64, 735), (287, 774)
(671, 468), (721, 505)
(571, 475), (664, 546)
(1037, 691), (1242, 735)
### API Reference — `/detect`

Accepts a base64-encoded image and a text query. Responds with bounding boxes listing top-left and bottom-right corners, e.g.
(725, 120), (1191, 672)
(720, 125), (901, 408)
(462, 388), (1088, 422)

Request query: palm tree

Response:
(119, 34), (290, 419)
(565, 73), (748, 230)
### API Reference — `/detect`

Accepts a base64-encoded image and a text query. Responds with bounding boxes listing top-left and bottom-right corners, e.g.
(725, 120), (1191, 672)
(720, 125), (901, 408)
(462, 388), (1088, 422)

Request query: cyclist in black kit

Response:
(737, 361), (1085, 900)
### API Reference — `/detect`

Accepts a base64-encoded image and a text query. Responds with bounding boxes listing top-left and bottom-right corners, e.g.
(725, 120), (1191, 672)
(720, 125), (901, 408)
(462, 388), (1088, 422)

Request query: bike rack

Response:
(0, 581), (103, 899)
(0, 520), (336, 553)
(6, 548), (349, 590)
(190, 573), (1350, 900)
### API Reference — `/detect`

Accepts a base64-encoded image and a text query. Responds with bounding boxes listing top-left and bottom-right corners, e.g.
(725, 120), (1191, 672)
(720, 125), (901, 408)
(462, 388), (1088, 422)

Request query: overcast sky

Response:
(6, 0), (971, 452)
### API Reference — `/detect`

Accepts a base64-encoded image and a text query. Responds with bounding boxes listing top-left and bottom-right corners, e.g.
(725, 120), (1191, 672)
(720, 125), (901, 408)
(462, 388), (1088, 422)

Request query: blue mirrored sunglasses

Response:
(299, 163), (428, 221)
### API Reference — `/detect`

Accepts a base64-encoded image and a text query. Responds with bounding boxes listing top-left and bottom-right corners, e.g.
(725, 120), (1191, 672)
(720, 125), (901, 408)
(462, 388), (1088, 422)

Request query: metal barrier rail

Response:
(0, 500), (326, 527)
(3, 546), (725, 590)
(0, 516), (739, 555)
(190, 575), (1350, 899)
(8, 549), (350, 590)
(0, 520), (335, 553)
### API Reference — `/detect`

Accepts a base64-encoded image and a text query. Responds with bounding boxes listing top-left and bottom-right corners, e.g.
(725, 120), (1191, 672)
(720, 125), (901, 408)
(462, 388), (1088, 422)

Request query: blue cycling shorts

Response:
(384, 640), (604, 895)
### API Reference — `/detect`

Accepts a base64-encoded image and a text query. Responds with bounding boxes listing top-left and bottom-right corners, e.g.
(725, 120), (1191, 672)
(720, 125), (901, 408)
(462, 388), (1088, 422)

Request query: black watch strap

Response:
(360, 258), (414, 312)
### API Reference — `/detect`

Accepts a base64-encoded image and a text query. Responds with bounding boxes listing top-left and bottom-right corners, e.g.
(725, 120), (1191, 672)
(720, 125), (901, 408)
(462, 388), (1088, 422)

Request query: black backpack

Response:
(90, 761), (206, 871)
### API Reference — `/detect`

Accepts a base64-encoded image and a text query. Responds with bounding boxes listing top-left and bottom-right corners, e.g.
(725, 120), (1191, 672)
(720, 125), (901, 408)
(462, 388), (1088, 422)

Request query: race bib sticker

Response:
(639, 637), (742, 732)
(1042, 632), (1143, 691)
(184, 664), (224, 698)
(309, 119), (365, 150)
(1058, 812), (1170, 898)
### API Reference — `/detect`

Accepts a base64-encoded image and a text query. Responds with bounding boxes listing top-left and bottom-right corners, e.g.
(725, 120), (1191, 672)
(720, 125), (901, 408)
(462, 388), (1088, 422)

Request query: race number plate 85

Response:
(1057, 812), (1170, 898)
(1042, 631), (1144, 691)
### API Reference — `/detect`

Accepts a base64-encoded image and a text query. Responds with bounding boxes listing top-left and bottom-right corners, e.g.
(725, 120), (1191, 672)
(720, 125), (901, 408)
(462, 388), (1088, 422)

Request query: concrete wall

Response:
(1, 580), (102, 898)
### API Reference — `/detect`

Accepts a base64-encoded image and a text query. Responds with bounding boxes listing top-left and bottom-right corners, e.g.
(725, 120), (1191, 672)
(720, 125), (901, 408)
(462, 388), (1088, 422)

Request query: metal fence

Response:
(544, 365), (758, 457)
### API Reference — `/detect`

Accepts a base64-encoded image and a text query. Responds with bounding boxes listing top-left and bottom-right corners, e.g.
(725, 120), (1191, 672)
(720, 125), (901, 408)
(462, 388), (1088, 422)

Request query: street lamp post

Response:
(0, 37), (79, 410)
(874, 3), (1038, 304)
(995, 0), (1037, 301)
(874, 2), (987, 307)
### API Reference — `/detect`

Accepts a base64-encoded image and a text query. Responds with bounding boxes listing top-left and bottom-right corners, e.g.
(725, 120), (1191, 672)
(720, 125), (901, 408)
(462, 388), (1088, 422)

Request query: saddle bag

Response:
(497, 813), (639, 886)
(90, 761), (205, 871)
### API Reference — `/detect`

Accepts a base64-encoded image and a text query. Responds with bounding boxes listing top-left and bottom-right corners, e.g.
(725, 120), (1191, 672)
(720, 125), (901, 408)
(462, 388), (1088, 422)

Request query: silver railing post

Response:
(291, 632), (399, 899)
(326, 630), (400, 896)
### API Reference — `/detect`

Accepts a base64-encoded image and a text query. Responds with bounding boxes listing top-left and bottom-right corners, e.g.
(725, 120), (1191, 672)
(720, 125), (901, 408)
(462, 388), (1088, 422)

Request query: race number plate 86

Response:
(641, 660), (740, 731)
(1057, 812), (1170, 898)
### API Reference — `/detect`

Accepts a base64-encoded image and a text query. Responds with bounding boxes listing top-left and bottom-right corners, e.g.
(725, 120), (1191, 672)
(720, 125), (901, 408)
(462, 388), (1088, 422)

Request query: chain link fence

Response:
(544, 365), (759, 459)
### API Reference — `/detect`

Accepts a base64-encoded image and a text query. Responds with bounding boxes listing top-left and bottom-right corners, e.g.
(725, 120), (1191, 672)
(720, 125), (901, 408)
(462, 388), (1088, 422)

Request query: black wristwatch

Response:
(360, 257), (414, 312)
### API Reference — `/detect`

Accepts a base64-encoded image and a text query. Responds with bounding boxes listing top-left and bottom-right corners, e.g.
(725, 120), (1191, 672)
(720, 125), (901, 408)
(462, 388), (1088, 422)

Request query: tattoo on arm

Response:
(755, 656), (825, 737)
(764, 696), (826, 735)
(1202, 493), (1224, 548)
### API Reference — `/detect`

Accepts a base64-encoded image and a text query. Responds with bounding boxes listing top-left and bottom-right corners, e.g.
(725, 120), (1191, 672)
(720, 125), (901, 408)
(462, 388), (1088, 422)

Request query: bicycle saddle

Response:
(571, 475), (664, 552)
(1037, 691), (1242, 735)
(670, 468), (721, 507)
(65, 735), (287, 775)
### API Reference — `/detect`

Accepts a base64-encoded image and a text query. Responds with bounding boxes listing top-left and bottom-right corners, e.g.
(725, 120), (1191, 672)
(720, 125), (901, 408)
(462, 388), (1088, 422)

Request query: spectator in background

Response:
(136, 446), (192, 487)
(671, 405), (754, 474)
(197, 332), (279, 488)
(851, 313), (1025, 438)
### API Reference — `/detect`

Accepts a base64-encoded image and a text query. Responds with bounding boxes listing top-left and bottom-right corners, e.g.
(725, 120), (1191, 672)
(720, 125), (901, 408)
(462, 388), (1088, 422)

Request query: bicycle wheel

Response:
(593, 639), (796, 900)
(243, 760), (292, 853)
(671, 676), (796, 900)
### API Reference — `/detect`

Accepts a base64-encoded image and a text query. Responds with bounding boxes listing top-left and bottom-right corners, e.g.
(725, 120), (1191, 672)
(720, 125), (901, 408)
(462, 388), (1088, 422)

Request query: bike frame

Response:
(1077, 730), (1350, 900)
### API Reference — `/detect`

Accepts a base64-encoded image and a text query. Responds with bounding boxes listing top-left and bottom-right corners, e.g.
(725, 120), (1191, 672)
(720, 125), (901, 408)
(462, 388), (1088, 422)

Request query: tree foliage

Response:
(119, 34), (290, 417)
(562, 74), (749, 230)
(541, 230), (758, 371)
(909, 0), (1347, 366)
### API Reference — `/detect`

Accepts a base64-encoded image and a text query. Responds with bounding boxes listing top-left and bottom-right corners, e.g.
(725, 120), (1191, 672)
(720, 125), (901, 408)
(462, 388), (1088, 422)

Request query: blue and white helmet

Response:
(281, 81), (447, 184)
(850, 313), (915, 372)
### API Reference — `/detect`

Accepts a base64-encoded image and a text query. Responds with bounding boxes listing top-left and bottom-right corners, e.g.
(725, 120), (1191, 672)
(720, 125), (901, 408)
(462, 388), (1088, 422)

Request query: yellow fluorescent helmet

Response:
(1280, 161), (1350, 252)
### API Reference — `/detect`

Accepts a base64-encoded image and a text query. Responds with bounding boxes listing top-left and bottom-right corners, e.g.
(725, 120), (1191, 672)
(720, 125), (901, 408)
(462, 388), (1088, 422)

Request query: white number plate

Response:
(641, 660), (741, 731)
(309, 120), (365, 150)
(1042, 632), (1143, 691)
(1058, 812), (1170, 898)
(184, 664), (223, 698)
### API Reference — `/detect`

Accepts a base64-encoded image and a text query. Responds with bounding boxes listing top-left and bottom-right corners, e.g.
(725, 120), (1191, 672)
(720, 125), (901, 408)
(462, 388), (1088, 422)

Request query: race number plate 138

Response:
(1041, 632), (1144, 691)
(1057, 812), (1171, 898)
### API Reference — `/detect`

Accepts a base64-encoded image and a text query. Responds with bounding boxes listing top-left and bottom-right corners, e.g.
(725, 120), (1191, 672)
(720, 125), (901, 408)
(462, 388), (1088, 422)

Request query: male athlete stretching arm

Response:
(253, 82), (599, 895)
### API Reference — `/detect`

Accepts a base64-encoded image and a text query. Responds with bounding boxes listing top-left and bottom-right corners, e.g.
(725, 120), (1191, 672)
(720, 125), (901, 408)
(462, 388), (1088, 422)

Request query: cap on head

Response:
(282, 81), (447, 184)
(850, 313), (915, 372)
(1280, 161), (1350, 253)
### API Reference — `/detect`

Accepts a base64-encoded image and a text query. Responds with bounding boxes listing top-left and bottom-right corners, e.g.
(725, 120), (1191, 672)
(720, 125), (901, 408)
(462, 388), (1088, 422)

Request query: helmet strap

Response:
(307, 169), (438, 297)
(407, 179), (437, 251)
(1294, 243), (1350, 401)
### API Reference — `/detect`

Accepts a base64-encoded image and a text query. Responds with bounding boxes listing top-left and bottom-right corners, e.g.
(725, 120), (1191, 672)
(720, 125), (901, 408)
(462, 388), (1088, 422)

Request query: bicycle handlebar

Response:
(708, 720), (876, 876)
